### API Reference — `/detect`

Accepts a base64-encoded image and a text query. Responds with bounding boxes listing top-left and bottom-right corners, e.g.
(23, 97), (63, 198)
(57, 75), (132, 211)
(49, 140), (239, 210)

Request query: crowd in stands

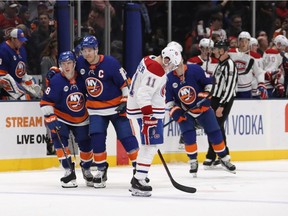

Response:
(1, 0), (288, 100)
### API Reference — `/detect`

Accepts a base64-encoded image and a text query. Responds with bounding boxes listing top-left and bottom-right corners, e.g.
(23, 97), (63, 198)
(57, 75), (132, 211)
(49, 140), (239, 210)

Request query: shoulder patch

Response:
(145, 57), (165, 77)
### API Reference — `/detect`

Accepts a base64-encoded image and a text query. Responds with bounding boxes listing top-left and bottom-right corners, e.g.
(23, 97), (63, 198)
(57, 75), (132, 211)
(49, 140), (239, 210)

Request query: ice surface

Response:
(0, 160), (287, 216)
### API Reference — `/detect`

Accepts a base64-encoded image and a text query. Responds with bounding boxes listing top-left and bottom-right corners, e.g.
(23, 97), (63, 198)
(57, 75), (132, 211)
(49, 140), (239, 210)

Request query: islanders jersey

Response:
(166, 64), (213, 110)
(127, 55), (166, 119)
(0, 41), (27, 83)
(76, 55), (127, 116)
(40, 72), (89, 126)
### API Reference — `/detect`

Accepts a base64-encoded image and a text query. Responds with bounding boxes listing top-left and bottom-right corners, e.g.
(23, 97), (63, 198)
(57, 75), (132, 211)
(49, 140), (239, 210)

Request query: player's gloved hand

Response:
(46, 66), (61, 87)
(257, 83), (268, 99)
(169, 106), (187, 123)
(44, 114), (61, 132)
(115, 96), (127, 116)
(276, 84), (285, 97)
(141, 115), (158, 135)
(197, 92), (211, 107)
(265, 70), (280, 81)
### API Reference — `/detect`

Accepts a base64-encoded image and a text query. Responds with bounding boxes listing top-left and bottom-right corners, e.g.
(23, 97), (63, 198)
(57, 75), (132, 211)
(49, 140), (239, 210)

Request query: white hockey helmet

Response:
(238, 31), (251, 40)
(199, 38), (214, 48)
(167, 41), (183, 52)
(249, 37), (258, 46)
(274, 35), (288, 47)
(161, 46), (182, 66)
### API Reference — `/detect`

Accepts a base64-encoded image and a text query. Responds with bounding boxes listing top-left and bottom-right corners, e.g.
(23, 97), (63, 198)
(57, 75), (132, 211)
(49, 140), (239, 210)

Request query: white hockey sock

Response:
(134, 145), (158, 180)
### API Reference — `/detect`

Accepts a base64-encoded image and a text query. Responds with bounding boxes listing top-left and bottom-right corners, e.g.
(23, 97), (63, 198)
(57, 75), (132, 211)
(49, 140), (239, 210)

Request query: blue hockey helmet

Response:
(58, 51), (76, 63)
(81, 35), (98, 49)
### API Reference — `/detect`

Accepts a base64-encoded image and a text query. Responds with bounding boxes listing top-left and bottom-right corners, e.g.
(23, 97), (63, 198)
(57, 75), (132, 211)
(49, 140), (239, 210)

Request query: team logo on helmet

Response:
(178, 86), (196, 105)
(15, 61), (26, 78)
(66, 92), (85, 112)
(86, 77), (103, 97)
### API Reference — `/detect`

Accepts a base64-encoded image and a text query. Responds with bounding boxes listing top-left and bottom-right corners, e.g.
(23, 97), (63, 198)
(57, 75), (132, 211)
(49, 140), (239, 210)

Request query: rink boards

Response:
(0, 99), (288, 171)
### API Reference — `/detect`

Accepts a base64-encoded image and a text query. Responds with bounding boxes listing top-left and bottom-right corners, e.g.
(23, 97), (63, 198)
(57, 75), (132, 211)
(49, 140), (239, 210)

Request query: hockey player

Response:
(228, 31), (267, 99)
(262, 35), (287, 98)
(187, 38), (218, 77)
(126, 46), (181, 197)
(0, 28), (41, 100)
(75, 35), (139, 188)
(40, 51), (93, 188)
(166, 43), (236, 177)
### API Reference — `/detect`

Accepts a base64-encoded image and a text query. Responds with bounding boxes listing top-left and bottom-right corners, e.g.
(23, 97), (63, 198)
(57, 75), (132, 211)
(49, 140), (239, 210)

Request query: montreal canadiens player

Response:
(126, 46), (181, 197)
(40, 51), (93, 188)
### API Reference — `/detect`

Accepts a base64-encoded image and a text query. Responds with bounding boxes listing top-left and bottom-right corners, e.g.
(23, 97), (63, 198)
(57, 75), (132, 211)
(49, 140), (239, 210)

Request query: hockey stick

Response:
(55, 129), (73, 171)
(157, 149), (196, 193)
(239, 58), (254, 75)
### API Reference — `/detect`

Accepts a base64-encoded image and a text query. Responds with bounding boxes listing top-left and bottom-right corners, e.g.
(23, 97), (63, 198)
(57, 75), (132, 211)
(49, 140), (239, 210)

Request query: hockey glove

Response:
(115, 96), (127, 116)
(140, 105), (158, 135)
(276, 84), (285, 97)
(46, 66), (61, 87)
(197, 92), (211, 107)
(265, 70), (280, 81)
(257, 83), (268, 99)
(169, 106), (187, 123)
(141, 115), (158, 135)
(44, 114), (61, 132)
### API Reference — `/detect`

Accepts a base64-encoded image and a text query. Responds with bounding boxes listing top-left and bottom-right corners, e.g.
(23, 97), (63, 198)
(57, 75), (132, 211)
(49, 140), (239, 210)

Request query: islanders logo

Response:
(66, 92), (85, 112)
(15, 61), (26, 78)
(178, 86), (196, 105)
(85, 77), (103, 97)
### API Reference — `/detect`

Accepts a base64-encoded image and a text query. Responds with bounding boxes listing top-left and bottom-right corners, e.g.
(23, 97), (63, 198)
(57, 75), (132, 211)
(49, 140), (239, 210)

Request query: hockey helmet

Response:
(81, 35), (98, 49)
(274, 35), (288, 47)
(249, 37), (258, 46)
(238, 31), (251, 40)
(167, 41), (183, 52)
(199, 38), (214, 48)
(161, 46), (182, 67)
(214, 40), (229, 50)
(58, 51), (75, 63)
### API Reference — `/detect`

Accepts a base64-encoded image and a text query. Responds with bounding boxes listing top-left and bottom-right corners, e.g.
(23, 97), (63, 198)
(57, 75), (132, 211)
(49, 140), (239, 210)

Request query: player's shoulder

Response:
(144, 56), (165, 77)
(187, 56), (201, 64)
(228, 47), (237, 53)
(249, 51), (262, 59)
(264, 48), (279, 55)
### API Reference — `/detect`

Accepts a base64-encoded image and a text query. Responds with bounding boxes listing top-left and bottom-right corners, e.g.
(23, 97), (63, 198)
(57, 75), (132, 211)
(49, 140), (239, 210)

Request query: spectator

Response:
(275, 1), (288, 20)
(206, 12), (227, 41)
(226, 14), (242, 38)
(18, 5), (31, 31)
(273, 17), (288, 39)
(27, 12), (57, 75)
(0, 2), (22, 37)
(40, 39), (58, 90)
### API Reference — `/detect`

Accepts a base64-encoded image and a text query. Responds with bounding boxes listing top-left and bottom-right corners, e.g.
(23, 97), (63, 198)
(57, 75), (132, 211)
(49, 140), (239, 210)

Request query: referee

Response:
(204, 40), (238, 168)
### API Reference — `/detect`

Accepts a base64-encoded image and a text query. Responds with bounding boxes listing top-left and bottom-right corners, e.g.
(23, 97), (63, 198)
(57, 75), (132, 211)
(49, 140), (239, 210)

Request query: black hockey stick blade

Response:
(157, 149), (197, 193)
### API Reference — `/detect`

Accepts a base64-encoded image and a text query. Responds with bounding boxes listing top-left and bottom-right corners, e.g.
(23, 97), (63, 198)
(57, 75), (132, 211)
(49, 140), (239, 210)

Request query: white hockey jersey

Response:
(186, 55), (218, 77)
(127, 56), (166, 119)
(262, 48), (284, 90)
(228, 48), (265, 92)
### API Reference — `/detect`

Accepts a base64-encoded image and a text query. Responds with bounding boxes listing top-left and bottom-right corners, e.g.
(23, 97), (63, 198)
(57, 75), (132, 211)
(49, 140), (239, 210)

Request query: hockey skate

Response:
(93, 163), (109, 188)
(203, 158), (221, 170)
(220, 156), (236, 174)
(129, 169), (150, 192)
(80, 165), (94, 187)
(189, 160), (198, 178)
(60, 162), (78, 188)
(130, 177), (152, 197)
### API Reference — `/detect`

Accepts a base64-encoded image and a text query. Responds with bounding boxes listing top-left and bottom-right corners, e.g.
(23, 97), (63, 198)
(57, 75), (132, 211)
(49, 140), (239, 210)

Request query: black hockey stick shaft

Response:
(55, 129), (73, 171)
(157, 149), (196, 193)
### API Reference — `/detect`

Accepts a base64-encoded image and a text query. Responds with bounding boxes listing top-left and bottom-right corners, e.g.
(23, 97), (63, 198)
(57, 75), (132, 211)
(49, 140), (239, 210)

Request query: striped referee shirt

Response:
(212, 56), (238, 106)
